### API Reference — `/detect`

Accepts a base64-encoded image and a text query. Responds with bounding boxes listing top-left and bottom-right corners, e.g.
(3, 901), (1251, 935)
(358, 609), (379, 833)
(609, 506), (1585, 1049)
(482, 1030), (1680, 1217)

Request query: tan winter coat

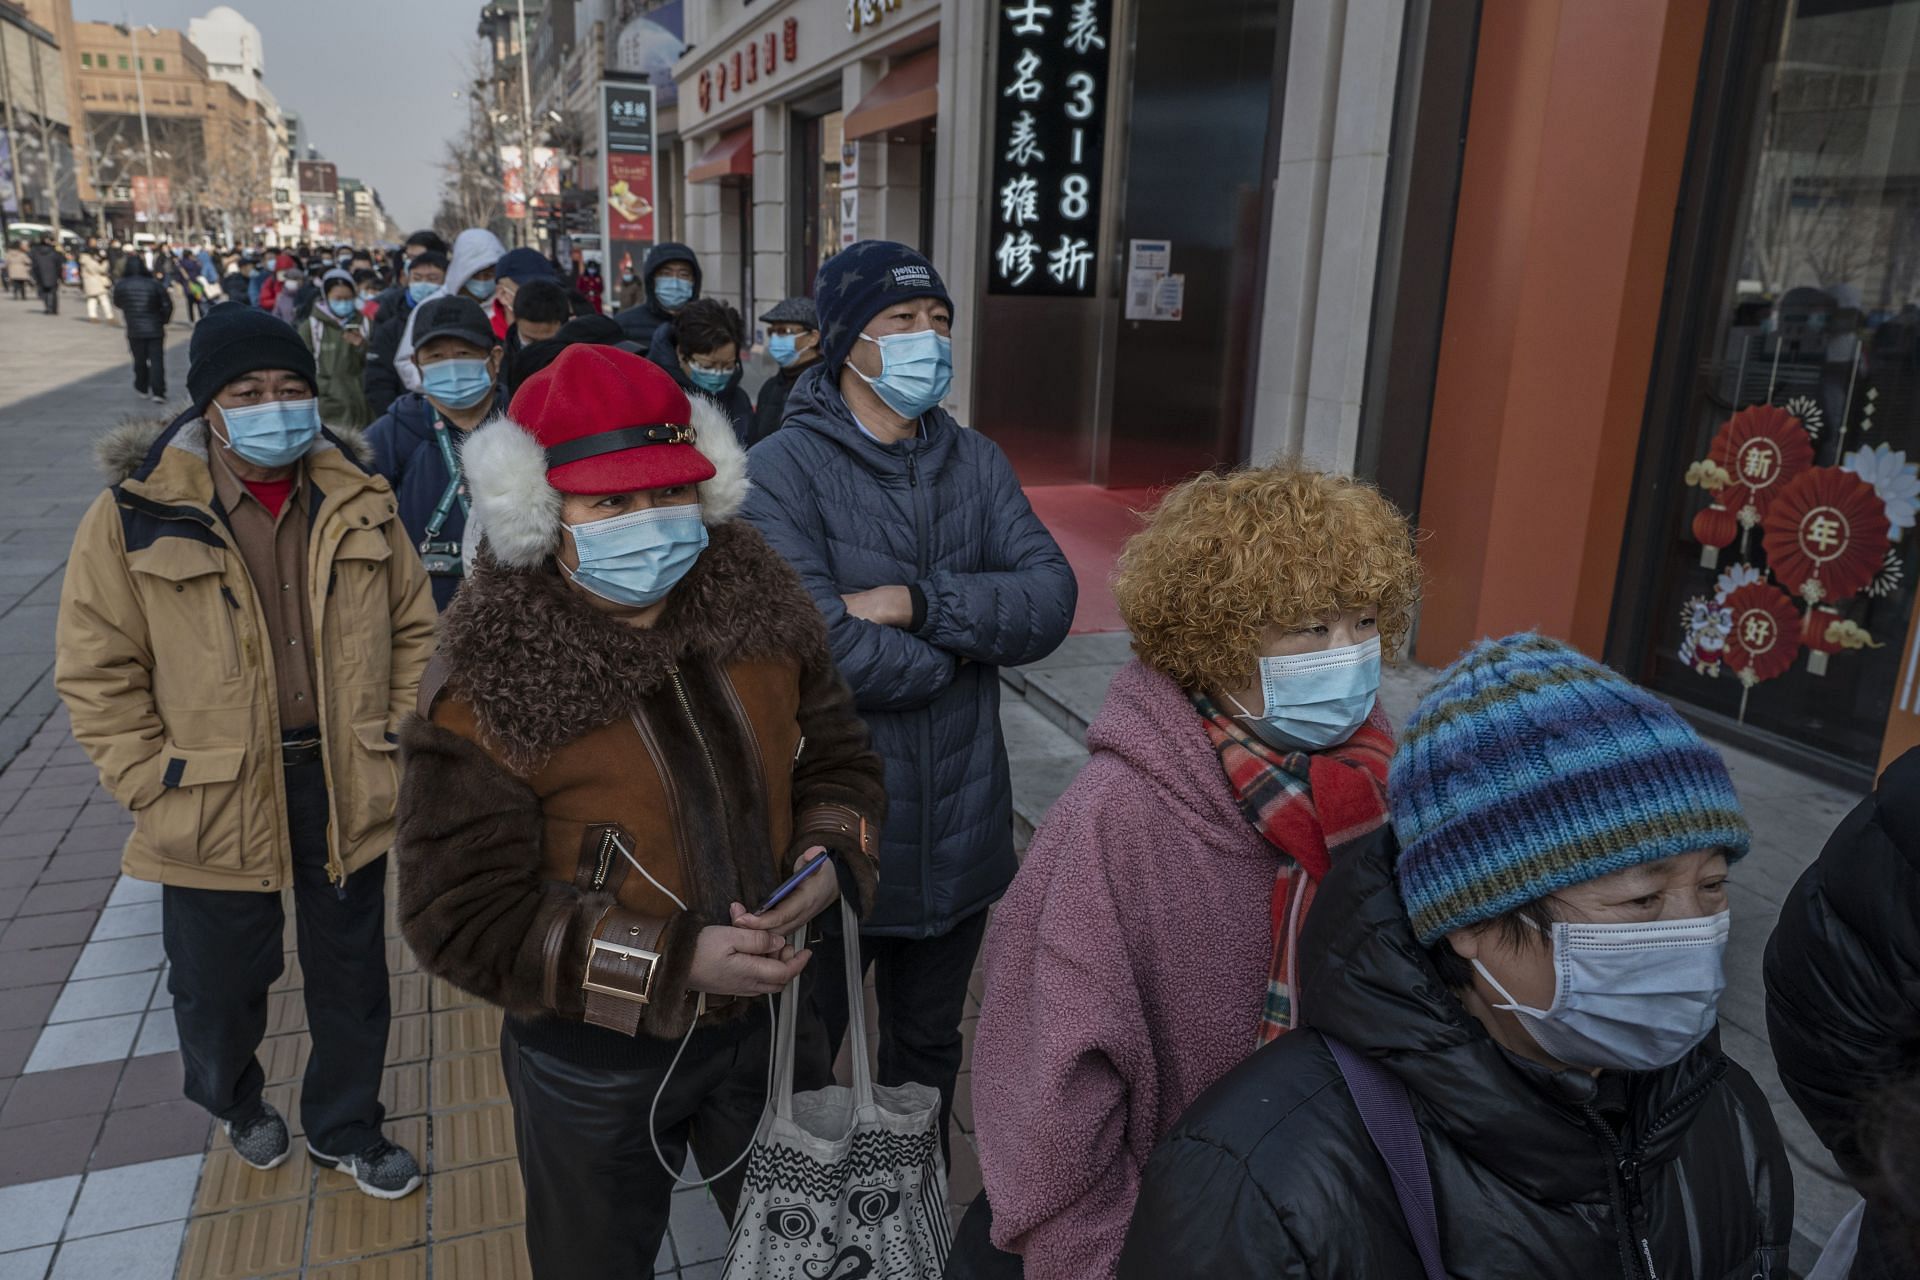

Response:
(55, 415), (438, 891)
(80, 252), (111, 298)
(4, 245), (29, 283)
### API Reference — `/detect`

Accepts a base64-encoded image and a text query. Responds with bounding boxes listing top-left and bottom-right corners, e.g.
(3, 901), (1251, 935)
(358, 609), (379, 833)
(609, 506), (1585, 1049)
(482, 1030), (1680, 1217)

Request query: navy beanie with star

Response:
(812, 240), (955, 374)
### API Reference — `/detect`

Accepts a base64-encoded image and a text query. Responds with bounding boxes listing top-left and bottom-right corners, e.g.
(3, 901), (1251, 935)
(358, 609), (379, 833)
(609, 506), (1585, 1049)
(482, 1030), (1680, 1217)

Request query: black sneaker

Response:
(224, 1101), (290, 1171)
(307, 1136), (423, 1199)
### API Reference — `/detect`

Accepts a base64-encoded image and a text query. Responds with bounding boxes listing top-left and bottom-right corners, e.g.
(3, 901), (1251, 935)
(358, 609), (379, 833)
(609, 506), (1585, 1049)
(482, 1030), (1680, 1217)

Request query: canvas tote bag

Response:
(724, 898), (953, 1279)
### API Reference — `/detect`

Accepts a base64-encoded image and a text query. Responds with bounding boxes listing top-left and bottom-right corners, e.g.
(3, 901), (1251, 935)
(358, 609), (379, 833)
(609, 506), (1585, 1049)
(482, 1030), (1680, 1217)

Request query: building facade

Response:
(1, 0), (82, 227)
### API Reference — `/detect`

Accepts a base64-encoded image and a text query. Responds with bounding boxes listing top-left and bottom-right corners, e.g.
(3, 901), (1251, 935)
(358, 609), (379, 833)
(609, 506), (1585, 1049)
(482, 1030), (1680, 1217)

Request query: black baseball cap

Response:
(413, 296), (497, 351)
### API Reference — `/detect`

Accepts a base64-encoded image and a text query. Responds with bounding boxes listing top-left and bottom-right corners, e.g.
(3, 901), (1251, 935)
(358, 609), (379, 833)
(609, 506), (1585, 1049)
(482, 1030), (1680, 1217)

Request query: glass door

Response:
(1616, 0), (1920, 771)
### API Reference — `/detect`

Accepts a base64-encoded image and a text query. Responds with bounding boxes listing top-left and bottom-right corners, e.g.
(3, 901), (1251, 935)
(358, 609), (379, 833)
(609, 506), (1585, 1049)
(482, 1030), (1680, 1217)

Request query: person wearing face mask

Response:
(645, 296), (753, 447)
(393, 344), (885, 1276)
(614, 260), (644, 314)
(364, 250), (449, 418)
(392, 229), (507, 409)
(749, 297), (821, 446)
(959, 464), (1419, 1279)
(743, 241), (1076, 1162)
(365, 296), (504, 611)
(1119, 634), (1793, 1280)
(55, 302), (437, 1203)
(112, 255), (174, 402)
(576, 257), (605, 314)
(300, 270), (373, 430)
(613, 241), (702, 351)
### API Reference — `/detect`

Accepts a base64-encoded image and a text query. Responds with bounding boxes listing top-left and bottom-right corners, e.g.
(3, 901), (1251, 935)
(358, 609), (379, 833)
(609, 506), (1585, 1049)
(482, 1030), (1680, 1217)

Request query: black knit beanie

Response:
(812, 240), (954, 373)
(187, 303), (317, 410)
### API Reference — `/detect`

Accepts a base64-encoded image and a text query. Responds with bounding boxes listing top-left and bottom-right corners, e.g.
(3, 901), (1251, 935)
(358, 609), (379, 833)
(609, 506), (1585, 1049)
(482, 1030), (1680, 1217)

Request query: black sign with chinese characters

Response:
(987, 0), (1113, 297)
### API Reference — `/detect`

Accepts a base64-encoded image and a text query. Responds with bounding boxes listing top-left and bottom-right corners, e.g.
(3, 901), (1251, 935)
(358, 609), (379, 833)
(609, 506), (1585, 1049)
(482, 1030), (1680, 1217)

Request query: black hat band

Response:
(543, 423), (694, 468)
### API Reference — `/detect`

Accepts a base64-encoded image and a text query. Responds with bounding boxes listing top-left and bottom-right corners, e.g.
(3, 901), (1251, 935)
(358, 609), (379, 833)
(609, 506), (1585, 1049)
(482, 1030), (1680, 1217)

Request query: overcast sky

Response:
(73, 0), (473, 230)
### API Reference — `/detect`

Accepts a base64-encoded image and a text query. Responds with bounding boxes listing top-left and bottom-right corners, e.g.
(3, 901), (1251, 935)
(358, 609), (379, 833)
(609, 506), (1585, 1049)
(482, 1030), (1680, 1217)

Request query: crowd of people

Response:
(35, 219), (1920, 1280)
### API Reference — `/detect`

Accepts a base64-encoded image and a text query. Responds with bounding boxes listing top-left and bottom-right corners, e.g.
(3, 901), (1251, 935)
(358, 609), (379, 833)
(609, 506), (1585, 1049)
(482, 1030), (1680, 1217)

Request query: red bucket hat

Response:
(461, 343), (749, 569)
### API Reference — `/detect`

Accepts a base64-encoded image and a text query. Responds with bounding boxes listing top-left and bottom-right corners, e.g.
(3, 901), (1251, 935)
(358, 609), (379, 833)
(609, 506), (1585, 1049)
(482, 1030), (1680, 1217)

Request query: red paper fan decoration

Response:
(1759, 466), (1892, 604)
(1722, 583), (1799, 687)
(1709, 405), (1815, 526)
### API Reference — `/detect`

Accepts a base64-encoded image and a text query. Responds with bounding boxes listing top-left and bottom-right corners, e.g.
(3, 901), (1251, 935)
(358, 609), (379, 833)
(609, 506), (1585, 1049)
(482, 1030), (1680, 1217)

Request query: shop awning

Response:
(844, 47), (939, 141)
(687, 127), (754, 183)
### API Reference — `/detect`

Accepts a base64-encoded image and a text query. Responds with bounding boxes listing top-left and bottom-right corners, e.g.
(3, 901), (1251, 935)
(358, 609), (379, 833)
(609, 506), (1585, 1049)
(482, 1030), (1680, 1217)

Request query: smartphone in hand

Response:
(755, 854), (831, 915)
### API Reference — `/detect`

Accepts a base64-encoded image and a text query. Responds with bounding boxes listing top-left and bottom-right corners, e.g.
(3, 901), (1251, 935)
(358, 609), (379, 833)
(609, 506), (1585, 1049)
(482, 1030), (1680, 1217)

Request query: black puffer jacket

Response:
(613, 241), (700, 352)
(1118, 831), (1794, 1280)
(1766, 747), (1920, 1279)
(111, 261), (173, 339)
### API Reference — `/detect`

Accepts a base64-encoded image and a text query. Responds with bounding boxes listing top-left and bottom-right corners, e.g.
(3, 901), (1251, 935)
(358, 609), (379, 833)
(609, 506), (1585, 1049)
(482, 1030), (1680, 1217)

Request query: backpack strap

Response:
(1325, 1035), (1447, 1280)
(415, 653), (453, 720)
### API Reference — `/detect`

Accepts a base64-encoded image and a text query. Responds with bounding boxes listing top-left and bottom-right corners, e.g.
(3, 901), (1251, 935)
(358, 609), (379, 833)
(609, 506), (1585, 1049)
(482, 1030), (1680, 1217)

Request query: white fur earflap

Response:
(462, 415), (563, 569)
(688, 393), (751, 523)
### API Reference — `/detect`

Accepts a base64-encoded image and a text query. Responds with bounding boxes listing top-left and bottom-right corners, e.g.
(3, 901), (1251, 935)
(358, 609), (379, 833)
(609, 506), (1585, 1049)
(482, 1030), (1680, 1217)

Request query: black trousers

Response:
(807, 907), (989, 1157)
(161, 759), (391, 1154)
(502, 1000), (829, 1279)
(130, 335), (166, 397)
(8, 278), (25, 299)
(182, 289), (202, 322)
(39, 283), (57, 313)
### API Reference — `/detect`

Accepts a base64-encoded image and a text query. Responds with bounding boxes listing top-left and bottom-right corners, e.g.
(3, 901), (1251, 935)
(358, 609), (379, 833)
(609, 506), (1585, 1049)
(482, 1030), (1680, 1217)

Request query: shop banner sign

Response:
(600, 81), (658, 280)
(987, 0), (1114, 297)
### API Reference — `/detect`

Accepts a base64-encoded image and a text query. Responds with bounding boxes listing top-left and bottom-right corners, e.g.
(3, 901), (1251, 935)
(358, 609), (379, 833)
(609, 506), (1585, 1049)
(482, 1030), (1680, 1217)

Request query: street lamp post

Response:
(515, 0), (535, 248)
(114, 20), (158, 233)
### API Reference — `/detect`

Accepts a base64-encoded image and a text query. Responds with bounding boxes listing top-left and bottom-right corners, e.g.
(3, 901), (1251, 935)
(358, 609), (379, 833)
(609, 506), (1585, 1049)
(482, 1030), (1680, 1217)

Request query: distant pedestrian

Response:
(272, 265), (306, 325)
(1119, 635), (1793, 1279)
(301, 269), (373, 430)
(613, 262), (643, 314)
(364, 249), (447, 417)
(30, 236), (63, 314)
(55, 303), (436, 1202)
(646, 297), (753, 447)
(969, 464), (1422, 1277)
(576, 258), (604, 314)
(612, 242), (700, 351)
(111, 257), (174, 403)
(749, 296), (821, 445)
(1766, 746), (1920, 1280)
(392, 227), (506, 400)
(6, 241), (32, 300)
(80, 242), (112, 323)
(743, 241), (1076, 1153)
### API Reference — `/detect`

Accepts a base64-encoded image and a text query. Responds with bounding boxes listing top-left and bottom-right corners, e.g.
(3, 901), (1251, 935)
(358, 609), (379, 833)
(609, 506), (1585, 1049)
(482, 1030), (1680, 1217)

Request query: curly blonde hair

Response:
(1113, 463), (1421, 692)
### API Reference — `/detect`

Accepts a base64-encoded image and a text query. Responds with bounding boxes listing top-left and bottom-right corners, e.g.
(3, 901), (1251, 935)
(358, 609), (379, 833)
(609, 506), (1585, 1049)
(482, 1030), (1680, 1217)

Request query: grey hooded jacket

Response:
(742, 367), (1075, 937)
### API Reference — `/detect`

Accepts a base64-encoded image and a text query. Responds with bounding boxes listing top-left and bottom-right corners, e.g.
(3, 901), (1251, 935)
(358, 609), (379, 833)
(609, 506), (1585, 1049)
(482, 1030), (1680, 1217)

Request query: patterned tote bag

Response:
(724, 898), (952, 1279)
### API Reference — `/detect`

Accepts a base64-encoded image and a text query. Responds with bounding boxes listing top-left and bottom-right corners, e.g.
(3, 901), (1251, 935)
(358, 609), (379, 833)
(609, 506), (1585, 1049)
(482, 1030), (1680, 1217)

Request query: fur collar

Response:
(438, 519), (831, 771)
(95, 413), (373, 485)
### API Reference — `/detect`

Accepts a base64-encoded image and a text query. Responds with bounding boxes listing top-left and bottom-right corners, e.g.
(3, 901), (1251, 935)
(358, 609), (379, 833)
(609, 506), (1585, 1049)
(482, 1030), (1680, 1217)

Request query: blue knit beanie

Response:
(1391, 633), (1750, 946)
(812, 240), (954, 374)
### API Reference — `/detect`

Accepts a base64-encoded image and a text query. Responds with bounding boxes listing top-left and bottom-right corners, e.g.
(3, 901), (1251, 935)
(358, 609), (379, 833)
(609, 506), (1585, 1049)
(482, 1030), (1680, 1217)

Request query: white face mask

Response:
(1473, 910), (1731, 1072)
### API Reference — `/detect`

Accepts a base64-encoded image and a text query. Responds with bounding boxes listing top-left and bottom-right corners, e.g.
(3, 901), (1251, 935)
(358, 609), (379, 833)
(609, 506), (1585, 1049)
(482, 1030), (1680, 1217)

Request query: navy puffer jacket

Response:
(365, 392), (473, 612)
(743, 367), (1076, 937)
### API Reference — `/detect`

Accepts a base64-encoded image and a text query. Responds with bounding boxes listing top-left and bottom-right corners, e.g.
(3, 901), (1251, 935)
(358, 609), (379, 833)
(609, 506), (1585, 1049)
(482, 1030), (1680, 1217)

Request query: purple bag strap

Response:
(1325, 1035), (1446, 1280)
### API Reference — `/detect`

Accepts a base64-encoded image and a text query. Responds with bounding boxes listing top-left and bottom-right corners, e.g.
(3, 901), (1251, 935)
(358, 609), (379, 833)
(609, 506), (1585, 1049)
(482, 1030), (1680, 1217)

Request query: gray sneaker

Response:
(224, 1102), (290, 1171)
(306, 1136), (423, 1199)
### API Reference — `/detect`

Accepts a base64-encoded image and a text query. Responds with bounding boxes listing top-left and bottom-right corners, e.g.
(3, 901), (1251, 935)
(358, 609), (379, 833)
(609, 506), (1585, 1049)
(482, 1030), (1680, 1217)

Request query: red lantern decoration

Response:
(1800, 602), (1845, 677)
(1759, 466), (1892, 604)
(1691, 491), (1739, 568)
(1722, 582), (1799, 719)
(1709, 405), (1815, 535)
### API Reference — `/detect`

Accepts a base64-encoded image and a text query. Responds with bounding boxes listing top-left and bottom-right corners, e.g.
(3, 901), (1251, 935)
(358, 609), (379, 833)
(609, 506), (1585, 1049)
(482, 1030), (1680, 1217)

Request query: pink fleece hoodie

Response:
(974, 660), (1282, 1279)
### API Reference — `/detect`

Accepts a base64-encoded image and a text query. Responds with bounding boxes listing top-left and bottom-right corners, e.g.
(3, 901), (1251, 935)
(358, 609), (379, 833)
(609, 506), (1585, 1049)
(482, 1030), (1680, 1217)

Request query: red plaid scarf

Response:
(1193, 694), (1393, 1045)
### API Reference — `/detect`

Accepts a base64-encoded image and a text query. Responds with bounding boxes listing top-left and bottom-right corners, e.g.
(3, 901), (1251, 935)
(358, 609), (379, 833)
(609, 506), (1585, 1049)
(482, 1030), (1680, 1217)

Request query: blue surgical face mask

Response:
(464, 276), (497, 301)
(851, 329), (953, 419)
(564, 502), (709, 608)
(408, 280), (438, 305)
(653, 274), (694, 309)
(768, 333), (800, 367)
(684, 358), (734, 394)
(1227, 635), (1381, 753)
(420, 357), (494, 410)
(1473, 911), (1730, 1072)
(328, 297), (357, 319)
(215, 397), (322, 469)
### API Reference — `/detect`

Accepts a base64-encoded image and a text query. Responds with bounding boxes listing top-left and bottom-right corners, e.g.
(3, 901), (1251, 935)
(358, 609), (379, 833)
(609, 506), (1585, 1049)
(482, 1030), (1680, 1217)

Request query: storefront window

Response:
(793, 110), (845, 294)
(1631, 0), (1920, 768)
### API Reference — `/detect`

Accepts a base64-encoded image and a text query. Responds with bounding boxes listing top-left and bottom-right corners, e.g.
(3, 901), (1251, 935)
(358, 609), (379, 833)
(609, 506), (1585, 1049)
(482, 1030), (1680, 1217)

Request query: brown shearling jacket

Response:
(394, 520), (885, 1044)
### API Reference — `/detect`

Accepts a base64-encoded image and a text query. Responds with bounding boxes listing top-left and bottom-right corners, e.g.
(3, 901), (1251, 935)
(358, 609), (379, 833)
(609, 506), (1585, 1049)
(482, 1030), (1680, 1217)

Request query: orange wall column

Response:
(1413, 0), (1712, 668)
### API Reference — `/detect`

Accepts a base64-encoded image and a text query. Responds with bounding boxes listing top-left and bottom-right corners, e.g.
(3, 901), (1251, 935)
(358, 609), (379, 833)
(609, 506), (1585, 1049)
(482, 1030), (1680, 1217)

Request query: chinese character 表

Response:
(1004, 48), (1045, 101)
(996, 229), (1040, 286)
(1065, 0), (1106, 54)
(1046, 234), (1093, 290)
(1005, 111), (1045, 166)
(1000, 175), (1040, 226)
(1005, 0), (1053, 35)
